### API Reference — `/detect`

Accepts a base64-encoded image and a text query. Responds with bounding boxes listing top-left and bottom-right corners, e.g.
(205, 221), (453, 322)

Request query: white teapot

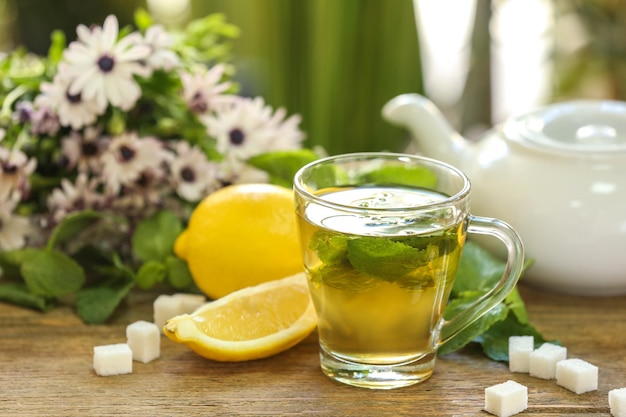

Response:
(382, 93), (626, 296)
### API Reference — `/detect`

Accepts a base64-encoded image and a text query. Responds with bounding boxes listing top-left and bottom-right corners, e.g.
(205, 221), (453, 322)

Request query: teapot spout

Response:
(382, 93), (468, 166)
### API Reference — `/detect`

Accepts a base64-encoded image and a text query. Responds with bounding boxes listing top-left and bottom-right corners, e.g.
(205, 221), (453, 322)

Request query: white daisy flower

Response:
(204, 97), (278, 161)
(100, 133), (171, 194)
(265, 107), (305, 150)
(47, 173), (103, 223)
(169, 141), (219, 202)
(63, 15), (151, 112)
(0, 193), (32, 251)
(180, 64), (235, 114)
(37, 64), (101, 130)
(61, 126), (106, 173)
(142, 25), (180, 71)
(0, 146), (37, 200)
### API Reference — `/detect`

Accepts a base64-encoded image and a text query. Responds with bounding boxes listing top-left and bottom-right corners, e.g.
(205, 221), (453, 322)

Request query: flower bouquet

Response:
(0, 10), (318, 323)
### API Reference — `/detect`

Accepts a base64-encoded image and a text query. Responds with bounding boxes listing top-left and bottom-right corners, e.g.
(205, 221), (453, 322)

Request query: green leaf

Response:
(248, 149), (320, 187)
(47, 29), (66, 65)
(135, 260), (167, 290)
(46, 210), (105, 250)
(177, 13), (239, 65)
(20, 249), (85, 297)
(452, 241), (505, 295)
(439, 240), (548, 360)
(309, 230), (350, 265)
(474, 312), (551, 362)
(360, 165), (438, 189)
(0, 283), (55, 311)
(0, 249), (24, 278)
(306, 165), (352, 190)
(347, 237), (432, 280)
(132, 210), (183, 262)
(134, 8), (154, 31)
(309, 262), (377, 292)
(439, 295), (509, 356)
(73, 248), (137, 285)
(165, 256), (194, 289)
(110, 252), (137, 282)
(75, 281), (135, 324)
(504, 287), (529, 324)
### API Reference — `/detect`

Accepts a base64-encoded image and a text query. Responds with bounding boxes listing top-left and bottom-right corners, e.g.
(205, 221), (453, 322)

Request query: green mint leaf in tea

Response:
(309, 262), (377, 292)
(309, 230), (350, 265)
(346, 237), (436, 281)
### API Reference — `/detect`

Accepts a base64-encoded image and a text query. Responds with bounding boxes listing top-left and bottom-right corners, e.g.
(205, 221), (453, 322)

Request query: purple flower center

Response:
(66, 90), (82, 104)
(74, 198), (86, 211)
(97, 55), (115, 73)
(82, 142), (99, 156)
(181, 167), (195, 182)
(1, 162), (17, 174)
(229, 128), (245, 146)
(190, 92), (208, 113)
(15, 104), (32, 123)
(137, 173), (149, 188)
(119, 145), (136, 162)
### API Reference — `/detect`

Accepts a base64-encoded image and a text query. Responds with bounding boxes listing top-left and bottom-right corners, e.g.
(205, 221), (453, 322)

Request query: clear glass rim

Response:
(293, 152), (471, 214)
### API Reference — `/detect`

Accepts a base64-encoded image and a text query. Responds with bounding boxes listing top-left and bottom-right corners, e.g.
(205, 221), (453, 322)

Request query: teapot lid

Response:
(503, 100), (626, 155)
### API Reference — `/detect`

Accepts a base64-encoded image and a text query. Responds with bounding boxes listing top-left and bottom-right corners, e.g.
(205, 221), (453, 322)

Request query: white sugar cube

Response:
(609, 387), (626, 417)
(93, 343), (133, 376)
(484, 380), (528, 417)
(172, 293), (206, 313)
(126, 320), (160, 363)
(153, 294), (184, 332)
(509, 335), (534, 373)
(529, 342), (567, 379)
(555, 358), (598, 394)
(154, 293), (207, 332)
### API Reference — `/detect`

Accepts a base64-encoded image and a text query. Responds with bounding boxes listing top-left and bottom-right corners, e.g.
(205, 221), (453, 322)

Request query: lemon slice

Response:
(163, 273), (317, 361)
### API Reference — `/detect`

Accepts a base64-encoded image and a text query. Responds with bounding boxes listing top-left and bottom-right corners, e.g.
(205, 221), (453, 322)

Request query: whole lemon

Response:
(174, 183), (303, 299)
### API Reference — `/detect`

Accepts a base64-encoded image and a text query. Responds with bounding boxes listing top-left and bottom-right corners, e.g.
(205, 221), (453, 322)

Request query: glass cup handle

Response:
(439, 215), (525, 345)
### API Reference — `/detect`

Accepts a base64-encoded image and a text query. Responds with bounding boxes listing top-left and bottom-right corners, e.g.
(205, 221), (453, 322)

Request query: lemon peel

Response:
(174, 183), (303, 299)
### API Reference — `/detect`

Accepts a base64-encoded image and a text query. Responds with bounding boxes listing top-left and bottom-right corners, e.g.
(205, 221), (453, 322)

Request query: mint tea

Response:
(297, 186), (467, 375)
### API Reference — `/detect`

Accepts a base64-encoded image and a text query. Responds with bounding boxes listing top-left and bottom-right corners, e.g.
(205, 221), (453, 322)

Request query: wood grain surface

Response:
(1, 283), (625, 417)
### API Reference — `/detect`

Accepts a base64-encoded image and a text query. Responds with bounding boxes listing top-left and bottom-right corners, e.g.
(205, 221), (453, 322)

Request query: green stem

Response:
(1, 84), (29, 119)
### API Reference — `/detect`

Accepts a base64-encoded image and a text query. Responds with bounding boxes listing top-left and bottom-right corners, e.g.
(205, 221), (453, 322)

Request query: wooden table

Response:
(1, 283), (624, 417)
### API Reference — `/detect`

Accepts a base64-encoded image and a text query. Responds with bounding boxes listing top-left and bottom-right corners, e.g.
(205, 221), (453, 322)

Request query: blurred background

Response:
(1, 0), (623, 155)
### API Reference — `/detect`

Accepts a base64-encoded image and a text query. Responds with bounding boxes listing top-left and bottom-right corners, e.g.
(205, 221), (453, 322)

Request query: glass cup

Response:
(293, 152), (525, 389)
